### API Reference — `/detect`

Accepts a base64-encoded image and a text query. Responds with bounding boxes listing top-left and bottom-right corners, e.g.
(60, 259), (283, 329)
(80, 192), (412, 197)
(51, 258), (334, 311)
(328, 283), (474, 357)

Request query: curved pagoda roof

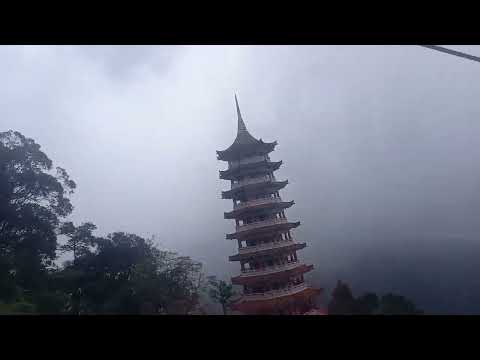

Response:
(217, 95), (277, 161)
(221, 179), (288, 200)
(230, 286), (322, 314)
(229, 241), (307, 262)
(231, 264), (314, 286)
(219, 160), (283, 180)
(226, 220), (300, 240)
(224, 200), (295, 219)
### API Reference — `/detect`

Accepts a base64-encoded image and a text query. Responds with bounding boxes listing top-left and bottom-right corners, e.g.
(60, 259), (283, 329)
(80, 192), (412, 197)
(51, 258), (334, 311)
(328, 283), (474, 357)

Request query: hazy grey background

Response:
(2, 45), (480, 313)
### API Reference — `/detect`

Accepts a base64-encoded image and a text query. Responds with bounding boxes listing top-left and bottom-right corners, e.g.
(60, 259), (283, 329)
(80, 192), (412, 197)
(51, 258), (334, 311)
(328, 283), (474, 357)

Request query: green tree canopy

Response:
(0, 130), (75, 301)
(0, 131), (207, 315)
(56, 231), (203, 314)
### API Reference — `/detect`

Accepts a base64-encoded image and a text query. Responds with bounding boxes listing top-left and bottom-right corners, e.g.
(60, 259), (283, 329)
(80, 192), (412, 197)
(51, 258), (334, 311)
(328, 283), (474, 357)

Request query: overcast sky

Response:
(3, 45), (480, 312)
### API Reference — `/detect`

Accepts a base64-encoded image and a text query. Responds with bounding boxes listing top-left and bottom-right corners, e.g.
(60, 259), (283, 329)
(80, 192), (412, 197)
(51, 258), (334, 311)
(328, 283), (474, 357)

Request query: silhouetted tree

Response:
(56, 232), (203, 314)
(56, 221), (98, 314)
(207, 276), (236, 315)
(328, 280), (357, 314)
(328, 280), (423, 315)
(380, 293), (423, 314)
(356, 292), (379, 314)
(0, 130), (75, 304)
(59, 222), (97, 265)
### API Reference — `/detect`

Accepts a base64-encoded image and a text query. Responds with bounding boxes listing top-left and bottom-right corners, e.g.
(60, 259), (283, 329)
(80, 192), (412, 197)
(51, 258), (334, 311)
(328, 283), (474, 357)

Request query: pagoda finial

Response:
(235, 94), (247, 133)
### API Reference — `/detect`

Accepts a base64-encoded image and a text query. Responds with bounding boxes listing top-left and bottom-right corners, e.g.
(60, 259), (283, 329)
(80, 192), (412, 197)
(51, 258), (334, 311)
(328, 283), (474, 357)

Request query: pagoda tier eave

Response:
(216, 141), (277, 162)
(224, 200), (294, 219)
(231, 285), (322, 314)
(229, 242), (307, 261)
(221, 180), (288, 199)
(226, 220), (301, 240)
(219, 160), (283, 180)
(231, 264), (314, 286)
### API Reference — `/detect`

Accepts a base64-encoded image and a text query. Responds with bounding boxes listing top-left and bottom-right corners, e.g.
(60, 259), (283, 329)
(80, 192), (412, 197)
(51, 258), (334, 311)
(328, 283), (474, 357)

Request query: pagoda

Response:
(217, 96), (322, 315)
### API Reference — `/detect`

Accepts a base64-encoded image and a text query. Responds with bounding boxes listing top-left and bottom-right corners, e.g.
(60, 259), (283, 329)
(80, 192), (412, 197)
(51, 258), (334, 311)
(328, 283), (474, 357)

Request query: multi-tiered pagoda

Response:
(217, 96), (322, 315)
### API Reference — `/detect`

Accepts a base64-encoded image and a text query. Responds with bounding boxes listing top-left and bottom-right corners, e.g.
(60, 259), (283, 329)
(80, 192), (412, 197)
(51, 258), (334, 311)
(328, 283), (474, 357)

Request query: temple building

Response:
(216, 96), (322, 315)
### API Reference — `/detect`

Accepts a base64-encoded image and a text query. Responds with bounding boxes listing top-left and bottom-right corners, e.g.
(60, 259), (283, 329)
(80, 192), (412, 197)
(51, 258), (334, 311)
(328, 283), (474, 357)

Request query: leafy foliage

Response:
(207, 276), (236, 315)
(380, 293), (423, 315)
(56, 231), (203, 314)
(59, 222), (97, 264)
(328, 280), (357, 314)
(0, 130), (75, 300)
(356, 292), (379, 314)
(328, 280), (423, 315)
(0, 130), (205, 314)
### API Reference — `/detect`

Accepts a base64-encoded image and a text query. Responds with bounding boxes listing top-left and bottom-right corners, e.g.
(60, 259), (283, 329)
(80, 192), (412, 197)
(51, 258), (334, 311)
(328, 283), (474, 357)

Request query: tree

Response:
(56, 232), (204, 314)
(59, 222), (97, 265)
(328, 280), (423, 315)
(328, 280), (357, 314)
(51, 222), (97, 314)
(0, 130), (75, 302)
(380, 293), (423, 315)
(356, 292), (379, 314)
(207, 276), (236, 315)
(0, 131), (206, 314)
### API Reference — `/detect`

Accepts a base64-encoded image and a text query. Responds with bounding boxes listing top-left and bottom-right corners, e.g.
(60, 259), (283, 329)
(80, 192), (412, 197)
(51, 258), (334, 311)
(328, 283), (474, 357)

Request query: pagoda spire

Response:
(216, 95), (278, 161)
(235, 94), (247, 133)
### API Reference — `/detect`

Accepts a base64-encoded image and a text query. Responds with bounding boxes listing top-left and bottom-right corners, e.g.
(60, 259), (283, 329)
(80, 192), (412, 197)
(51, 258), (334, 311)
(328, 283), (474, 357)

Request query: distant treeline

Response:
(327, 280), (422, 315)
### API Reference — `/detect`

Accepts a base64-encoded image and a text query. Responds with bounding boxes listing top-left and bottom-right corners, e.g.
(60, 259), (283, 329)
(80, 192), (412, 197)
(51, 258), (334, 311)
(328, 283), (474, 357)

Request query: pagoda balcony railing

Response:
(241, 260), (300, 276)
(238, 239), (294, 254)
(236, 217), (288, 233)
(243, 282), (309, 301)
(234, 197), (282, 210)
(231, 175), (273, 189)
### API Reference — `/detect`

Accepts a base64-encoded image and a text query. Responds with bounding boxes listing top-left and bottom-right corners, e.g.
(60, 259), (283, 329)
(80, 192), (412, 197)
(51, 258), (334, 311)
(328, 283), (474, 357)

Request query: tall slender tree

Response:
(59, 222), (97, 265)
(208, 276), (236, 315)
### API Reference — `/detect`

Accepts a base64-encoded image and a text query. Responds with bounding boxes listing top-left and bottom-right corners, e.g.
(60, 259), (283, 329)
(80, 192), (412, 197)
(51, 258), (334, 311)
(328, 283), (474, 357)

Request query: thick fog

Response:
(2, 45), (480, 313)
